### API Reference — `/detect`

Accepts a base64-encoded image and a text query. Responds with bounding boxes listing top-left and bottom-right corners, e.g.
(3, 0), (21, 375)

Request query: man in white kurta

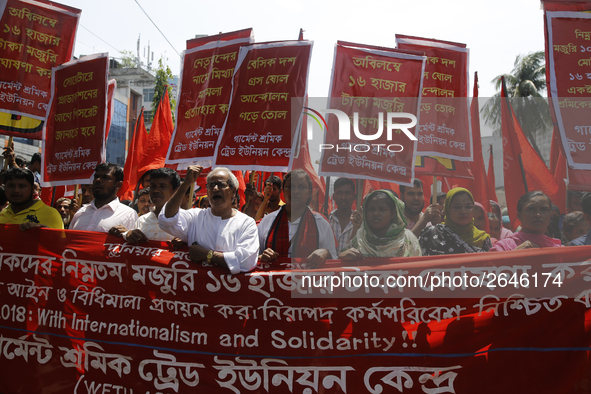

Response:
(158, 165), (259, 274)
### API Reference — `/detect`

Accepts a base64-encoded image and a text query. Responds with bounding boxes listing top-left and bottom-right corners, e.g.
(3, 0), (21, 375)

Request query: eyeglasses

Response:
(284, 185), (310, 192)
(206, 181), (230, 190)
(450, 204), (474, 211)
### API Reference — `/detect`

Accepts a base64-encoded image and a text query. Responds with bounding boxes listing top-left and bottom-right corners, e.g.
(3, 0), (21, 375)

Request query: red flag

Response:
(487, 145), (497, 203)
(233, 170), (246, 207)
(292, 117), (326, 213)
(463, 73), (490, 209)
(501, 77), (558, 227)
(119, 90), (175, 200)
(119, 108), (146, 201)
(447, 73), (490, 210)
(104, 79), (116, 141)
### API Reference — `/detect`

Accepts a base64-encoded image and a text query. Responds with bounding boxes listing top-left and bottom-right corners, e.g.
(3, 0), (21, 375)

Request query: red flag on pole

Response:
(119, 108), (146, 201)
(459, 72), (490, 209)
(487, 145), (497, 203)
(501, 77), (558, 227)
(119, 90), (175, 201)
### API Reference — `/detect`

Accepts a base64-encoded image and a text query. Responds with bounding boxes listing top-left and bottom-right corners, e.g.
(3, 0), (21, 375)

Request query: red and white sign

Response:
(1, 224), (591, 393)
(546, 11), (591, 170)
(213, 40), (313, 172)
(396, 35), (472, 161)
(318, 42), (426, 186)
(0, 0), (80, 122)
(41, 53), (108, 186)
(167, 33), (253, 169)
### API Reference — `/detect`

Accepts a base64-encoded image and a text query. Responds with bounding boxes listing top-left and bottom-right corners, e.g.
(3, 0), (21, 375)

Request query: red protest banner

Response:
(317, 42), (425, 186)
(0, 0), (80, 126)
(213, 40), (313, 172)
(41, 53), (108, 186)
(2, 224), (591, 393)
(166, 33), (253, 169)
(396, 35), (472, 162)
(546, 11), (591, 170)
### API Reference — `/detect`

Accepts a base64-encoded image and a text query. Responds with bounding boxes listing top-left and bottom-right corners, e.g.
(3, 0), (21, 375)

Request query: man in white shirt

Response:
(113, 167), (180, 243)
(158, 165), (259, 274)
(70, 163), (138, 232)
(328, 177), (358, 253)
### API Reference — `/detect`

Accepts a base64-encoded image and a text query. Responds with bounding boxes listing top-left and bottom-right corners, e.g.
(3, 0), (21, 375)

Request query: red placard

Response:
(166, 34), (253, 169)
(213, 40), (313, 172)
(317, 42), (425, 186)
(546, 11), (591, 170)
(396, 35), (472, 161)
(41, 53), (108, 186)
(0, 0), (80, 123)
(2, 224), (591, 393)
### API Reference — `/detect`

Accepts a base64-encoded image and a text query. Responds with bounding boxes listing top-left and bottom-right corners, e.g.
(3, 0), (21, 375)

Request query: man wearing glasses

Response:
(158, 165), (259, 274)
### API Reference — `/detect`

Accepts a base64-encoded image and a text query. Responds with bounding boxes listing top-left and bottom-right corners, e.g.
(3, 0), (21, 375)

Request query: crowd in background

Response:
(2, 146), (591, 274)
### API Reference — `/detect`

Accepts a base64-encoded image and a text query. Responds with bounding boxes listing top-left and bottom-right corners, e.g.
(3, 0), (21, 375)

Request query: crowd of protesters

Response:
(2, 145), (590, 274)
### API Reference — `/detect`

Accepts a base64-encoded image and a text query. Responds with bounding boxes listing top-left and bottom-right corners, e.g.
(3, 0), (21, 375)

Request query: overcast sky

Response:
(64, 0), (546, 135)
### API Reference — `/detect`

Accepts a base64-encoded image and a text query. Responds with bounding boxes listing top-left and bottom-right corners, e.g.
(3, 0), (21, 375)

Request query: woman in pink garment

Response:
(490, 191), (563, 251)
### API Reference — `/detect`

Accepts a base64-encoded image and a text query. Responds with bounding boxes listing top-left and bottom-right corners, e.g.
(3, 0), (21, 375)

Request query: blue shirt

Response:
(569, 229), (591, 246)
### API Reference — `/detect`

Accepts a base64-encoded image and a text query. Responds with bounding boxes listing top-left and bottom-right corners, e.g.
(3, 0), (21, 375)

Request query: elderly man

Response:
(54, 197), (74, 229)
(0, 168), (63, 230)
(70, 163), (138, 232)
(159, 165), (259, 274)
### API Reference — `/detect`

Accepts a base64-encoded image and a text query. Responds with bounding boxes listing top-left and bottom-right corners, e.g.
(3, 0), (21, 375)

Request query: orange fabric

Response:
(501, 78), (558, 227)
(119, 91), (175, 201)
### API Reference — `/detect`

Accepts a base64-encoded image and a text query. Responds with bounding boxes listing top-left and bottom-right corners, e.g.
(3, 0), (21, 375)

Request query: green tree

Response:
(119, 50), (138, 68)
(151, 57), (176, 124)
(481, 51), (552, 158)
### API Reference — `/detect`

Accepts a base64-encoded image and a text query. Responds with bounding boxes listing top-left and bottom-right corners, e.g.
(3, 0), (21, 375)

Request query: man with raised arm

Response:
(111, 167), (181, 243)
(158, 165), (259, 274)
(70, 163), (138, 233)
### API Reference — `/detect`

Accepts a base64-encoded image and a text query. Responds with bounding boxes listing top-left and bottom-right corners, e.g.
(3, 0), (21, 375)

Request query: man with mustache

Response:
(70, 163), (137, 233)
(158, 165), (259, 274)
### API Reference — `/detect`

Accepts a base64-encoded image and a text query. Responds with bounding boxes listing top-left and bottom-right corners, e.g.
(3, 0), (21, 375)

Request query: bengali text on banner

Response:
(1, 224), (591, 392)
(396, 35), (472, 162)
(213, 40), (313, 172)
(317, 42), (426, 186)
(166, 31), (253, 169)
(0, 0), (80, 124)
(41, 53), (108, 186)
(546, 11), (591, 170)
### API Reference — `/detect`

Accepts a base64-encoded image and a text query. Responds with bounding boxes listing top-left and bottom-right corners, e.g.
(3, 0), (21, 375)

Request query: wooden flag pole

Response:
(243, 172), (256, 211)
(323, 176), (331, 217)
(356, 179), (363, 211)
(3, 136), (13, 169)
(75, 184), (82, 207)
(432, 176), (437, 205)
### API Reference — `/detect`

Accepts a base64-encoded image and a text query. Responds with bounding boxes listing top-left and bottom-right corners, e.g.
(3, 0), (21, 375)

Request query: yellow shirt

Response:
(0, 200), (64, 229)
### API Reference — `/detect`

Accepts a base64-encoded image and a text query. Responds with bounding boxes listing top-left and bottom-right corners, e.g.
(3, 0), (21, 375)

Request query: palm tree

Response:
(481, 51), (552, 159)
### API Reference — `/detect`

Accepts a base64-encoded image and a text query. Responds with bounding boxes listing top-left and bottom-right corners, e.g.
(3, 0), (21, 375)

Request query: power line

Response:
(134, 0), (181, 58)
(80, 24), (123, 55)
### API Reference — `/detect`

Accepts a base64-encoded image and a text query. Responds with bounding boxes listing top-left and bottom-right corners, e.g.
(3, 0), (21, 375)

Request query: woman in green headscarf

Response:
(339, 190), (421, 261)
(418, 187), (491, 255)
